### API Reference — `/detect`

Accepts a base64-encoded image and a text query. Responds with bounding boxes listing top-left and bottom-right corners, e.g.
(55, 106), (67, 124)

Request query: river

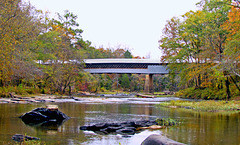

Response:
(0, 97), (239, 145)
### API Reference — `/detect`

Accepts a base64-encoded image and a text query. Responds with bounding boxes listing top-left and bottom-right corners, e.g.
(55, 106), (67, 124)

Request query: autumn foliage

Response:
(159, 0), (240, 100)
(0, 0), (144, 96)
(1, 0), (239, 99)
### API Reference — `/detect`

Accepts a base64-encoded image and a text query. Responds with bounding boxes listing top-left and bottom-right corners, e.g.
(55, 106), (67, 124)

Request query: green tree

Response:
(129, 74), (144, 92)
(119, 74), (130, 91)
(0, 0), (41, 87)
(124, 50), (133, 58)
(35, 10), (84, 95)
(159, 0), (235, 100)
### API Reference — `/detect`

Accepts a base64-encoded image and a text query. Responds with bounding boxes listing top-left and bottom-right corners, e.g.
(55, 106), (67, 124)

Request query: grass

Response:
(5, 140), (45, 145)
(153, 92), (175, 97)
(158, 100), (240, 112)
(155, 94), (174, 97)
(97, 90), (132, 95)
(155, 118), (179, 126)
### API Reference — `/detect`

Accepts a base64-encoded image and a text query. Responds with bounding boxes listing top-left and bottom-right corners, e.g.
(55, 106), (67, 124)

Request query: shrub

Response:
(156, 118), (178, 126)
(176, 87), (231, 100)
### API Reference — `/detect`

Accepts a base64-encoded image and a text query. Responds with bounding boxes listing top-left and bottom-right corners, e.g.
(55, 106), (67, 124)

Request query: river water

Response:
(0, 97), (240, 145)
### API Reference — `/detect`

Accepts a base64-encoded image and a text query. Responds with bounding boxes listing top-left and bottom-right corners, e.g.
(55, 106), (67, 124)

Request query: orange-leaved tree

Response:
(222, 6), (240, 77)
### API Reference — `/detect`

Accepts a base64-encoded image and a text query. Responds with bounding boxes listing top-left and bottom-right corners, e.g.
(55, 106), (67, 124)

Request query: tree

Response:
(129, 74), (144, 92)
(35, 10), (84, 95)
(159, 0), (235, 100)
(119, 74), (130, 91)
(113, 48), (126, 58)
(222, 6), (240, 77)
(124, 50), (133, 58)
(0, 0), (41, 86)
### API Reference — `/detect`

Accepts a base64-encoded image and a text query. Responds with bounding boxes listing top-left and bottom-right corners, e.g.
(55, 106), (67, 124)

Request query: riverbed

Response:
(0, 97), (239, 145)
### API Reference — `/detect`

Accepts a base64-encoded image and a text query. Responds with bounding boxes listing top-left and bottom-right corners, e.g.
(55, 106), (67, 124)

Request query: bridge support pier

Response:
(144, 74), (154, 94)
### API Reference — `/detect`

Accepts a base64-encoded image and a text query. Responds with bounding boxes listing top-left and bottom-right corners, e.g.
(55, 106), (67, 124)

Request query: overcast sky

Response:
(28, 0), (200, 59)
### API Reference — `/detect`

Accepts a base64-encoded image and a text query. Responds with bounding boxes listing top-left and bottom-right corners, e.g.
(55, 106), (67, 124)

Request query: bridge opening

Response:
(83, 59), (169, 94)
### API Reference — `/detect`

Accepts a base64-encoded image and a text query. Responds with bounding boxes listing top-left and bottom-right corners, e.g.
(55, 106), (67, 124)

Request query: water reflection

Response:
(160, 107), (240, 145)
(0, 100), (239, 145)
(23, 119), (68, 131)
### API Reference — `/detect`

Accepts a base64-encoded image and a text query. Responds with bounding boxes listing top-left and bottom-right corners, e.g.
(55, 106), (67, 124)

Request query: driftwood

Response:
(136, 94), (155, 98)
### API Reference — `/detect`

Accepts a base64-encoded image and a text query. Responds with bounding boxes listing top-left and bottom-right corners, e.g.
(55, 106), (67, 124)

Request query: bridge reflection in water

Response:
(83, 59), (169, 94)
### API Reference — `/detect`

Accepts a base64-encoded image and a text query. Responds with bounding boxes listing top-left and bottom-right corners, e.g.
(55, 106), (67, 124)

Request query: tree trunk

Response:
(230, 76), (240, 91)
(69, 86), (71, 96)
(225, 77), (231, 100)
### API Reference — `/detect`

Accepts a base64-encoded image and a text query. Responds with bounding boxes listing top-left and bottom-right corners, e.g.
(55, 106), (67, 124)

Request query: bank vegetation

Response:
(159, 100), (240, 112)
(1, 0), (167, 97)
(159, 0), (240, 100)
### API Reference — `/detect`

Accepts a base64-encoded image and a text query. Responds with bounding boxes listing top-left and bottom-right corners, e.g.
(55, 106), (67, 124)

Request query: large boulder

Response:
(141, 134), (186, 145)
(19, 107), (70, 125)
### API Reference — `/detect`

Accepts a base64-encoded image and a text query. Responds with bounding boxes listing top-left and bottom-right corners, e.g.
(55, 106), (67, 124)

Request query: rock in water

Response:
(141, 134), (186, 145)
(12, 134), (39, 142)
(19, 107), (70, 125)
(80, 120), (159, 135)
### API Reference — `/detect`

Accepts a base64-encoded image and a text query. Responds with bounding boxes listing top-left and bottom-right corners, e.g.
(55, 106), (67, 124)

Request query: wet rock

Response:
(184, 106), (193, 109)
(141, 134), (186, 145)
(100, 126), (123, 133)
(80, 120), (159, 135)
(135, 120), (158, 128)
(121, 121), (136, 127)
(12, 134), (39, 142)
(116, 127), (136, 135)
(19, 107), (70, 125)
(72, 97), (82, 101)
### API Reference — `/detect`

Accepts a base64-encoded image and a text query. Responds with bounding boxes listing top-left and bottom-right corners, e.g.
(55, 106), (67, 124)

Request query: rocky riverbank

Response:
(0, 94), (72, 104)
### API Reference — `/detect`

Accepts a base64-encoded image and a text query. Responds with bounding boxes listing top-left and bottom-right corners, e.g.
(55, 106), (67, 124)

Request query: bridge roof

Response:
(83, 59), (169, 74)
(84, 59), (162, 64)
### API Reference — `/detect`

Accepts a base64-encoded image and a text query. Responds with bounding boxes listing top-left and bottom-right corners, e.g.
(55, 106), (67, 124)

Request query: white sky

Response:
(28, 0), (200, 59)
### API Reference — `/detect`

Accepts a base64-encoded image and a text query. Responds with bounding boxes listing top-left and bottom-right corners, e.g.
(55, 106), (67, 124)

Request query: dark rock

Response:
(94, 131), (108, 135)
(80, 120), (158, 135)
(121, 121), (136, 127)
(122, 135), (132, 138)
(12, 134), (24, 142)
(110, 122), (122, 127)
(19, 107), (70, 125)
(12, 134), (39, 142)
(72, 97), (82, 101)
(80, 126), (88, 130)
(135, 120), (157, 127)
(90, 123), (109, 131)
(100, 126), (123, 133)
(115, 126), (136, 135)
(184, 106), (193, 109)
(116, 128), (135, 135)
(141, 134), (185, 145)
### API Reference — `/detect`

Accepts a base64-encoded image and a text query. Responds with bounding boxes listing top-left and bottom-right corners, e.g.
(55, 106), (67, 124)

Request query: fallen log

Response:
(136, 94), (155, 98)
